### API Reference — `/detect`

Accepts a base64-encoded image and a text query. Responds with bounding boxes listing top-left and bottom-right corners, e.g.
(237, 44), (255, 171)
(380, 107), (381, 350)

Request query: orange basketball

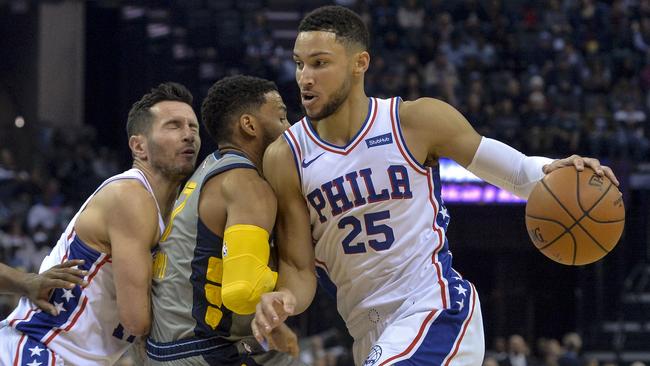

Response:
(525, 166), (625, 265)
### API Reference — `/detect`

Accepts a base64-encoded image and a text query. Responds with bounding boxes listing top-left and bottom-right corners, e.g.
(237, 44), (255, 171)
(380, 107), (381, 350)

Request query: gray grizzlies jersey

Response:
(147, 151), (302, 365)
(150, 151), (255, 344)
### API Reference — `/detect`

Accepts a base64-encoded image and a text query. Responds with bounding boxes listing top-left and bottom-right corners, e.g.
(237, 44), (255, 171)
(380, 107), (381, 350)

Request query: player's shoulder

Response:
(95, 179), (156, 213)
(220, 168), (274, 202)
(399, 97), (455, 125)
(265, 134), (292, 161)
(263, 135), (295, 176)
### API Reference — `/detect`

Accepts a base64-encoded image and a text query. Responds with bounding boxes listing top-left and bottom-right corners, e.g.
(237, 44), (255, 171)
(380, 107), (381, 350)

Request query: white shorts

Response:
(0, 322), (65, 366)
(354, 283), (484, 366)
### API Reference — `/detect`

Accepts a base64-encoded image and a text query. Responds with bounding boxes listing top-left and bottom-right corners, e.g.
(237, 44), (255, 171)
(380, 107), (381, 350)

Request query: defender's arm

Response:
(201, 168), (278, 315)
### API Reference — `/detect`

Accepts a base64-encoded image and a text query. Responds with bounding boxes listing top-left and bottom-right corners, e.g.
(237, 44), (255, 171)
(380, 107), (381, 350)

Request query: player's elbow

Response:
(121, 318), (151, 336)
(222, 268), (277, 315)
(222, 282), (258, 315)
(119, 309), (151, 336)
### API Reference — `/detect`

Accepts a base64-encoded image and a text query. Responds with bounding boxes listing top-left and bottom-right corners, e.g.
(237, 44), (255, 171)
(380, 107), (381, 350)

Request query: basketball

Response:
(525, 166), (625, 266)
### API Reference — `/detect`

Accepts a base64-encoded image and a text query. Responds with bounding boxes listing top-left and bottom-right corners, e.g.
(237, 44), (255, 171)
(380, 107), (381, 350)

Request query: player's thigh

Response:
(0, 324), (64, 366)
(363, 293), (484, 365)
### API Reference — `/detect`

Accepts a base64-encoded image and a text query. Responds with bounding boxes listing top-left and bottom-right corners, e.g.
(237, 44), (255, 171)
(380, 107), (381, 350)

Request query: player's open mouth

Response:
(301, 92), (317, 107)
(181, 148), (196, 157)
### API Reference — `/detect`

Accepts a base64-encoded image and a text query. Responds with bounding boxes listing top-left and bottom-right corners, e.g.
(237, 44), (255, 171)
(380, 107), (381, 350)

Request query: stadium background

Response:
(0, 0), (649, 364)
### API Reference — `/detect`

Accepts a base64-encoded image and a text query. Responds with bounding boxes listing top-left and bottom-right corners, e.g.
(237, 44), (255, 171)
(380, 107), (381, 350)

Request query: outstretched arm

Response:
(400, 98), (619, 198)
(0, 260), (87, 315)
(252, 137), (317, 342)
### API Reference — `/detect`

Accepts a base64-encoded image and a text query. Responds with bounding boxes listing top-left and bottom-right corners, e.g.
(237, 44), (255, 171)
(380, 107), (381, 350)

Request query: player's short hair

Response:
(299, 5), (369, 51)
(201, 75), (278, 144)
(126, 82), (193, 138)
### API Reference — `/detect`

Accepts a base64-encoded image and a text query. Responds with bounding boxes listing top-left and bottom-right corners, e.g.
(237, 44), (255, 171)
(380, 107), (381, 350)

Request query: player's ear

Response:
(129, 135), (148, 160)
(239, 113), (257, 138)
(353, 51), (370, 76)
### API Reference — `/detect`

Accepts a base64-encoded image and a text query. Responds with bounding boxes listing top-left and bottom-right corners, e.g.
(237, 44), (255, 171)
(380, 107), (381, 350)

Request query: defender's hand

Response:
(23, 259), (88, 316)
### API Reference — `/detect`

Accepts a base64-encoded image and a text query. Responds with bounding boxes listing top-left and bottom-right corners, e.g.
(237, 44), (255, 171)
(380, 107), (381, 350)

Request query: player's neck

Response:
(312, 92), (369, 146)
(218, 144), (262, 173)
(131, 161), (183, 220)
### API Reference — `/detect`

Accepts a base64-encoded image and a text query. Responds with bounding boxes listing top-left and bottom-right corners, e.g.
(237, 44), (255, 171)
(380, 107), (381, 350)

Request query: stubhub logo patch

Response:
(365, 133), (393, 148)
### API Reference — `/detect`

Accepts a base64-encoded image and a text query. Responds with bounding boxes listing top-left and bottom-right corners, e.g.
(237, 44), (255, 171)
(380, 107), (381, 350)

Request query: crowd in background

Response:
(233, 0), (650, 162)
(2, 0), (650, 365)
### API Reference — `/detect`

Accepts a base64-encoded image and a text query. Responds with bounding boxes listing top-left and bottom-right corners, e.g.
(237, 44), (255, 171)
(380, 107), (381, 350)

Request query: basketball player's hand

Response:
(543, 154), (619, 186)
(252, 290), (296, 344)
(267, 323), (300, 357)
(23, 259), (88, 316)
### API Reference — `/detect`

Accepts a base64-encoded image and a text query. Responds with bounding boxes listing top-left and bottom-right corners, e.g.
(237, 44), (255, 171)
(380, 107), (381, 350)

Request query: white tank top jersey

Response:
(4, 169), (165, 365)
(284, 97), (469, 342)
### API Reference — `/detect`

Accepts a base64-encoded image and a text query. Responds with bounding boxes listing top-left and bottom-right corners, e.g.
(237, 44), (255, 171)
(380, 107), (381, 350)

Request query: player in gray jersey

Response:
(147, 75), (305, 366)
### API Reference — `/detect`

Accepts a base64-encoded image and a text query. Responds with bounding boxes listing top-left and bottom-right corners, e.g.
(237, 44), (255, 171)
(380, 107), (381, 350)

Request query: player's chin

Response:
(304, 106), (325, 120)
(181, 163), (195, 175)
(174, 161), (195, 177)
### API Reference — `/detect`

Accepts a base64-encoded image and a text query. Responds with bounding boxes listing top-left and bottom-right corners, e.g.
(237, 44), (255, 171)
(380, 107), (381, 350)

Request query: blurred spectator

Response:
(0, 218), (33, 264)
(499, 334), (539, 366)
(0, 148), (16, 181)
(486, 336), (508, 363)
(397, 0), (425, 48)
(613, 100), (649, 160)
(539, 338), (563, 366)
(423, 52), (459, 105)
(522, 91), (550, 155)
(548, 108), (581, 154)
(491, 98), (522, 150)
(586, 101), (616, 159)
(26, 179), (64, 232)
(558, 332), (583, 366)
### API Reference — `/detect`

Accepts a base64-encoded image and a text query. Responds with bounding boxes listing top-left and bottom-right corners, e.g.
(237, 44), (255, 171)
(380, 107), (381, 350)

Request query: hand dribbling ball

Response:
(525, 166), (625, 265)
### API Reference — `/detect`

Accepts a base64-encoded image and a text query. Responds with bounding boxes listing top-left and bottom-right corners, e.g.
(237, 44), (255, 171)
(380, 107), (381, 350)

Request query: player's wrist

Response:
(15, 271), (35, 297)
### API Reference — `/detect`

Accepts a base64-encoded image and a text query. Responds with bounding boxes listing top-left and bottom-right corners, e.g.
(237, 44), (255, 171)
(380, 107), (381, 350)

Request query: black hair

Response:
(201, 75), (278, 144)
(126, 82), (193, 137)
(299, 5), (369, 51)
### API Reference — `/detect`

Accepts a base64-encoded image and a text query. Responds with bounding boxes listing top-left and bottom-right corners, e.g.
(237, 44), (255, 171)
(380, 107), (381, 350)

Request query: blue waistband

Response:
(146, 335), (233, 361)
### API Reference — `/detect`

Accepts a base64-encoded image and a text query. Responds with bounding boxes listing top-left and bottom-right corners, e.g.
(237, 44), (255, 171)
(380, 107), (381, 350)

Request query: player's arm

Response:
(400, 98), (619, 198)
(0, 260), (87, 315)
(264, 137), (317, 314)
(252, 137), (316, 343)
(104, 182), (159, 336)
(201, 168), (278, 315)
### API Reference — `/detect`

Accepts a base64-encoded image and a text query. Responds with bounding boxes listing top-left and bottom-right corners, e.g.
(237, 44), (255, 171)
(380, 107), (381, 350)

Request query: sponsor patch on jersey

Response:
(364, 345), (383, 366)
(365, 133), (393, 148)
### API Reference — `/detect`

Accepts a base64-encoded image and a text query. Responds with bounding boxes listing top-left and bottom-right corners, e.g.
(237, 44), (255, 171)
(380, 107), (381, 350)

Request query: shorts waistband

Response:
(146, 335), (233, 361)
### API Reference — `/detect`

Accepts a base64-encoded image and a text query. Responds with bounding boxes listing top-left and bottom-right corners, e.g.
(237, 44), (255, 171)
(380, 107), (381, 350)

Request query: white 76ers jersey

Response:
(284, 97), (463, 342)
(5, 169), (165, 365)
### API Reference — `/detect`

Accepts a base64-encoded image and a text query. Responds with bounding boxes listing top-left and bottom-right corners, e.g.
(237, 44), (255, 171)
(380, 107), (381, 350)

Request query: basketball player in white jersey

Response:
(252, 6), (619, 366)
(0, 260), (87, 316)
(0, 82), (200, 365)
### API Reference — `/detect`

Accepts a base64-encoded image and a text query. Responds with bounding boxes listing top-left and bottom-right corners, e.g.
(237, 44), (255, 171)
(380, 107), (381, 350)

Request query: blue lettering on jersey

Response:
(307, 165), (412, 223)
(365, 133), (393, 148)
